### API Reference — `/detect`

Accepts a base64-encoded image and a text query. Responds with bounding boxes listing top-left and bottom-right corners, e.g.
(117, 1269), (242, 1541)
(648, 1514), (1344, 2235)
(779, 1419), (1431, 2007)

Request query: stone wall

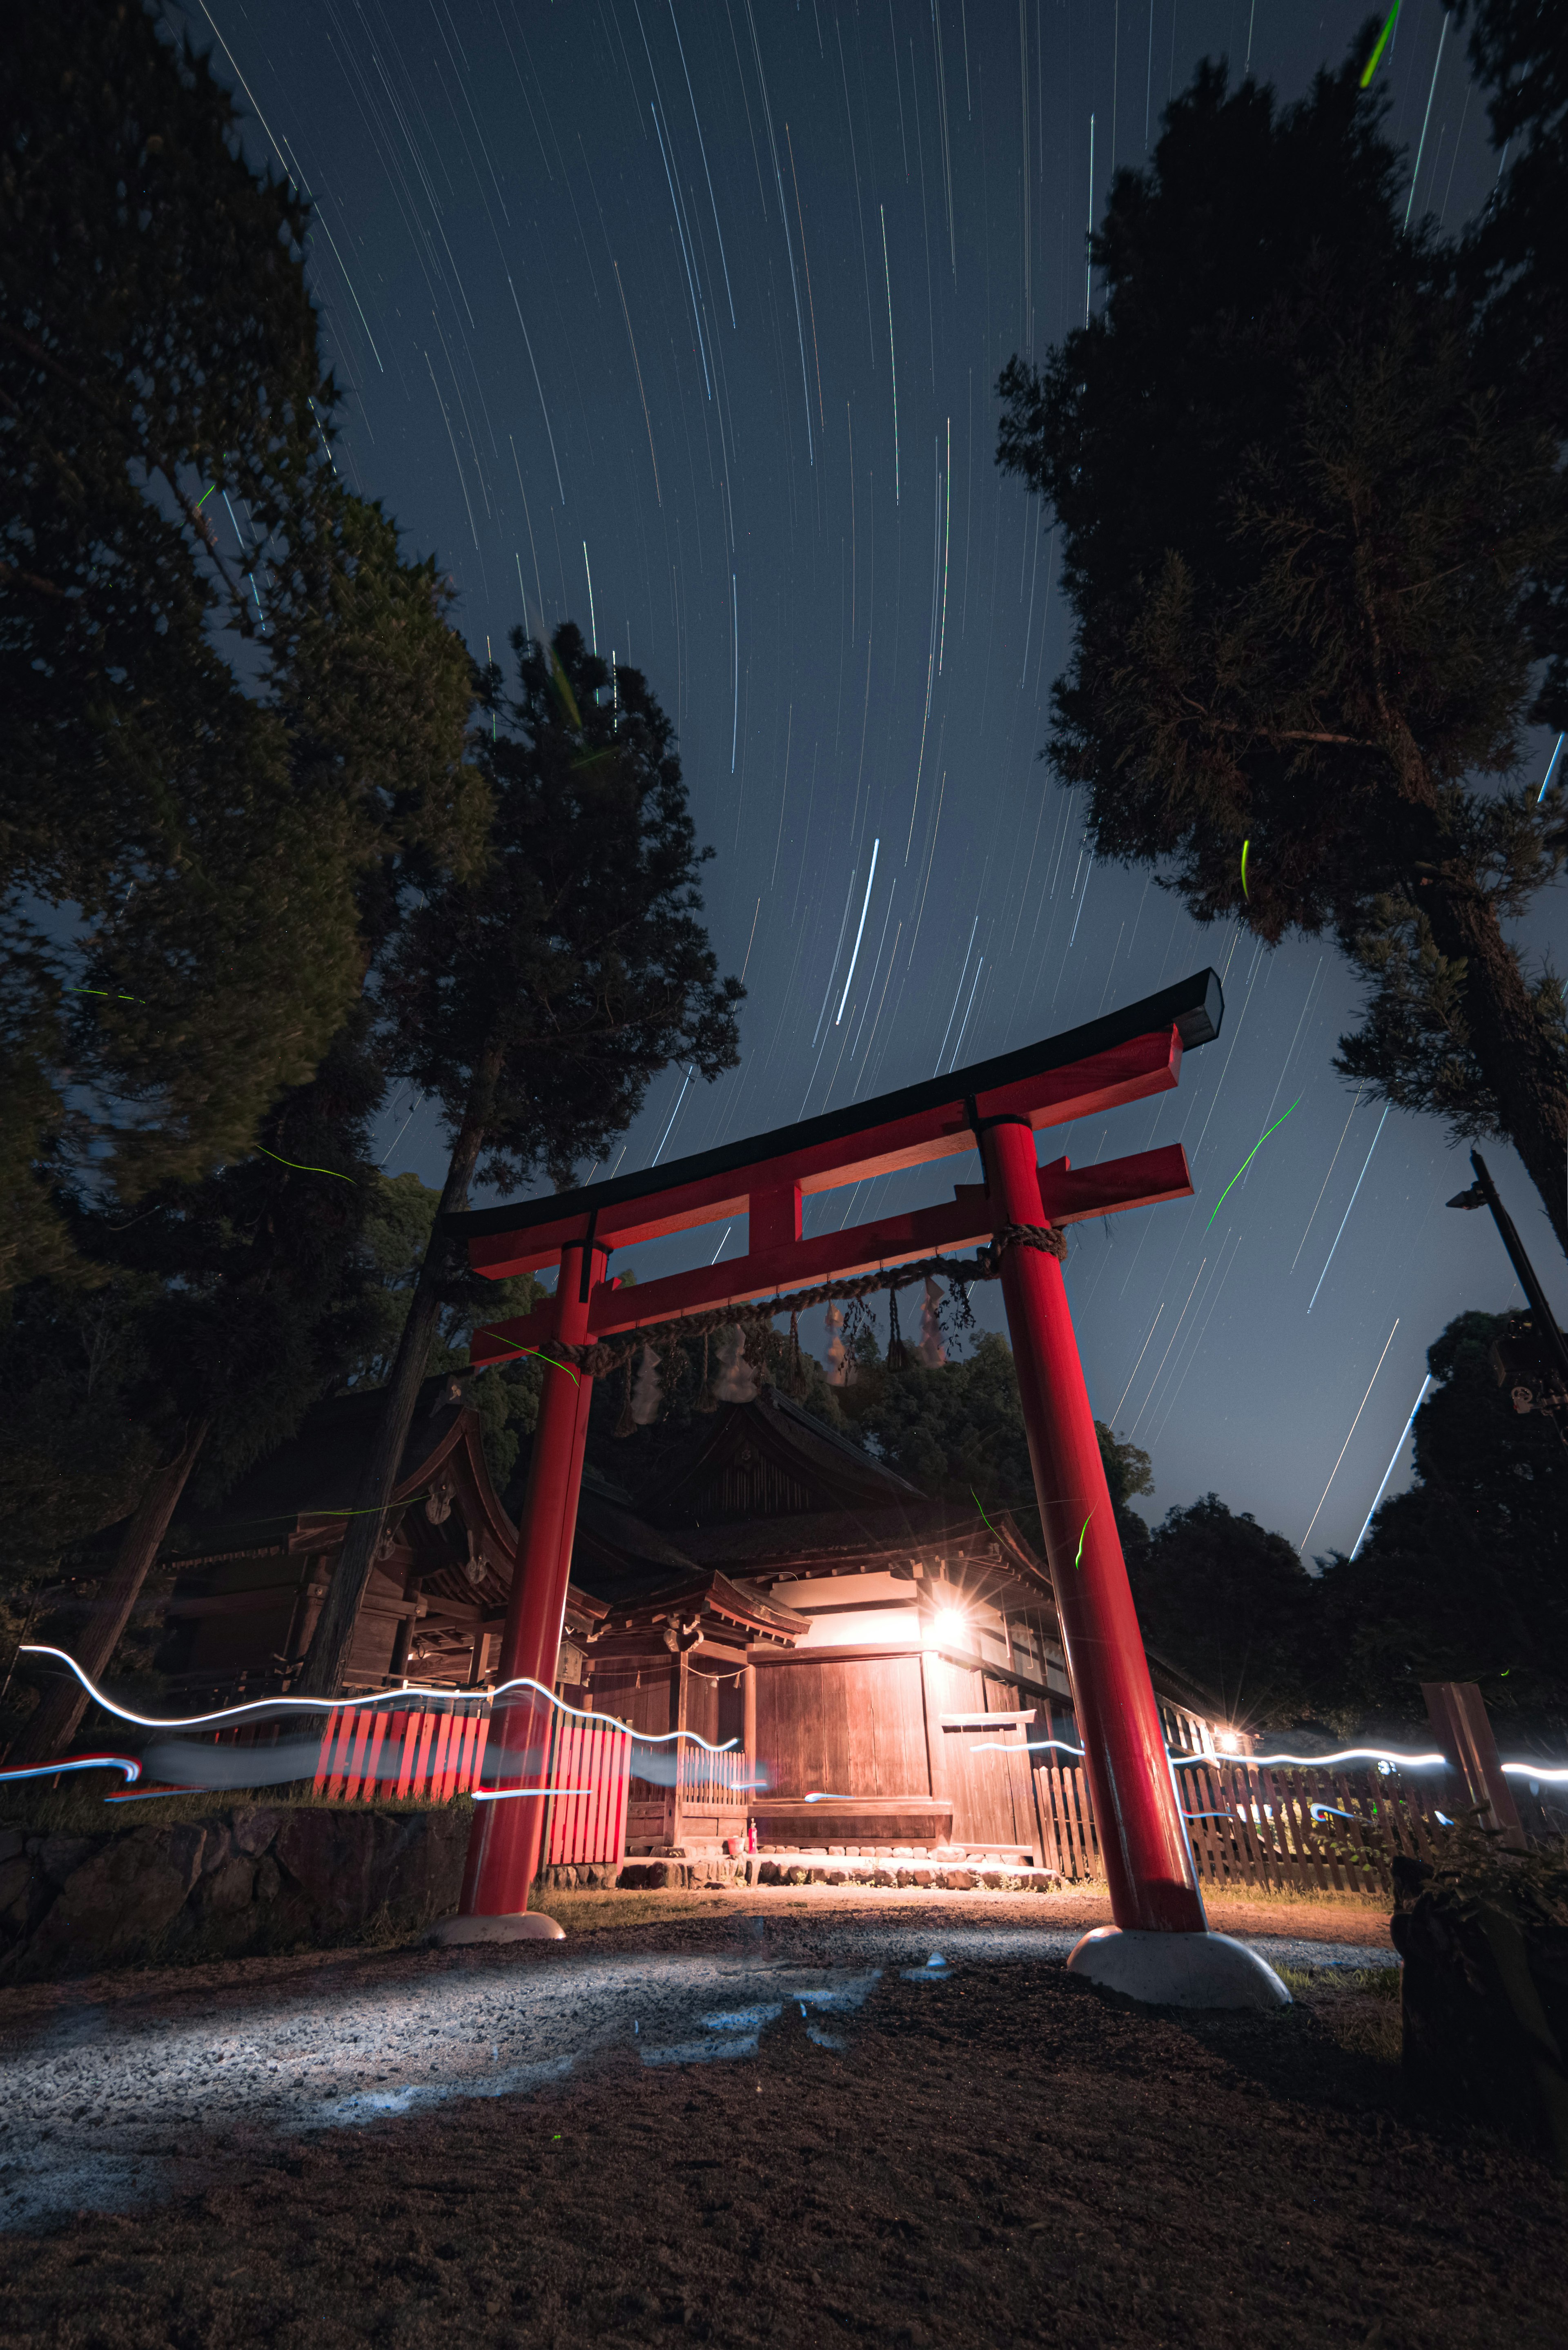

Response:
(0, 1804), (472, 1982)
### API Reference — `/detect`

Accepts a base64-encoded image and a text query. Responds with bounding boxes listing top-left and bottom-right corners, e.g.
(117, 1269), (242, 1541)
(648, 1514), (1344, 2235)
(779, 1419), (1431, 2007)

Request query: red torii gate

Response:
(441, 968), (1287, 2006)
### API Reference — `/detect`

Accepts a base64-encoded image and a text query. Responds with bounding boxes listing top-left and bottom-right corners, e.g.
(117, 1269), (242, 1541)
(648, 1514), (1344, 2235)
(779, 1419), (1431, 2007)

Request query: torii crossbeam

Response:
(441, 967), (1288, 2005)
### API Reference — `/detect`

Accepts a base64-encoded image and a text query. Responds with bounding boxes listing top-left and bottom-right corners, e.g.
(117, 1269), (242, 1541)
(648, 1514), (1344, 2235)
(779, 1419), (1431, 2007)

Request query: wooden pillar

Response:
(669, 1651), (690, 1851)
(742, 1661), (757, 1780)
(920, 1648), (951, 1841)
(1421, 1681), (1526, 1848)
(981, 1116), (1206, 1934)
(459, 1238), (605, 1917)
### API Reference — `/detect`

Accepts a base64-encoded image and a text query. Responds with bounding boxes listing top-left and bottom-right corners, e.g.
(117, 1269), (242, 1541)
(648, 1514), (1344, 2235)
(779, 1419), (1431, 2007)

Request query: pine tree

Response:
(996, 46), (1568, 1254)
(298, 624), (743, 1696)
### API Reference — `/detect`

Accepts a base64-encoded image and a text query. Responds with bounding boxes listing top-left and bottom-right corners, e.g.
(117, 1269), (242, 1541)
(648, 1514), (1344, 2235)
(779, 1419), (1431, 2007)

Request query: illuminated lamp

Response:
(929, 1605), (968, 1647)
(1216, 1729), (1240, 1753)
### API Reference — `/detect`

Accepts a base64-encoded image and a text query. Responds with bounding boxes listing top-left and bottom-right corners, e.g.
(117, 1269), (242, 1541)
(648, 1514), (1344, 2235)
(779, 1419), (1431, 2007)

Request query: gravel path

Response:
(0, 1915), (1391, 2233)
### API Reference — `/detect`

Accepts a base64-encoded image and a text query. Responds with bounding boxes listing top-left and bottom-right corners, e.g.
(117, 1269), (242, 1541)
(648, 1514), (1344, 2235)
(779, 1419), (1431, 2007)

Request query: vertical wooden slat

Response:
(358, 1709), (389, 1803)
(610, 1723), (630, 1872)
(454, 1707), (481, 1795)
(425, 1708), (453, 1802)
(436, 1706), (464, 1803)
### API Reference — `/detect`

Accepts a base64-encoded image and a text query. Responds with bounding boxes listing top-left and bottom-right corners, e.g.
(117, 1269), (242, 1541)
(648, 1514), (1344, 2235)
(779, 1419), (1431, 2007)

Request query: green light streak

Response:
(1074, 1510), (1094, 1569)
(1206, 1098), (1300, 1231)
(256, 1144), (356, 1184)
(1240, 840), (1250, 900)
(1360, 1), (1399, 88)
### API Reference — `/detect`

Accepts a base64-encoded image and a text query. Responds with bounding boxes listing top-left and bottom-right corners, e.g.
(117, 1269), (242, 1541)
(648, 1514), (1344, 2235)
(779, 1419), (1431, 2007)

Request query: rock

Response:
(273, 1809), (372, 1930)
(24, 1823), (208, 1974)
(36, 1835), (100, 1888)
(0, 1829), (23, 1866)
(231, 1806), (287, 1857)
(201, 1856), (256, 1917)
(0, 1853), (33, 1924)
(254, 1855), (282, 1904)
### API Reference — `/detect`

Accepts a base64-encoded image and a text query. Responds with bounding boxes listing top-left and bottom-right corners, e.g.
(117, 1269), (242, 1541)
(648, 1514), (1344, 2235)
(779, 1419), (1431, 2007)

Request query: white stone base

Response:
(426, 1910), (565, 1946)
(1067, 1927), (1291, 2010)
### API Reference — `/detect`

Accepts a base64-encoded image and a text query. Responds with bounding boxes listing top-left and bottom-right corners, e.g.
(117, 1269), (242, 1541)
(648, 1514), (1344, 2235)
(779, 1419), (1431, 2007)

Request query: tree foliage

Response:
(996, 44), (1568, 1255)
(300, 621), (744, 1694)
(1127, 1492), (1321, 1728)
(1319, 1308), (1568, 1730)
(0, 5), (488, 1285)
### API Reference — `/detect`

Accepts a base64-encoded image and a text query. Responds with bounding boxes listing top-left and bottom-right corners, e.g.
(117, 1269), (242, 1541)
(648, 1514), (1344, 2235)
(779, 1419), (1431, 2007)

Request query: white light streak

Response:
(1403, 9), (1449, 229)
(1538, 732), (1564, 802)
(650, 1065), (696, 1165)
(12, 1650), (738, 1749)
(583, 541), (597, 653)
(835, 838), (880, 1023)
(1307, 1103), (1390, 1311)
(1350, 1375), (1431, 1559)
(1300, 1318), (1401, 1552)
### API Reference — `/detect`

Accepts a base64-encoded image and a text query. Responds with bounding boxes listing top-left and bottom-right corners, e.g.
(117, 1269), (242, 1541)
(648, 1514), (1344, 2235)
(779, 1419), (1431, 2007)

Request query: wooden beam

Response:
(470, 1140), (1194, 1363)
(450, 971), (1222, 1277)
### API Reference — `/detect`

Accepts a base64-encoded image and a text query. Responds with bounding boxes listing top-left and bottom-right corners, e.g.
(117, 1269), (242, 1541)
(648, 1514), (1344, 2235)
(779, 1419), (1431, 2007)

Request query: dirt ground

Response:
(0, 1884), (1561, 2350)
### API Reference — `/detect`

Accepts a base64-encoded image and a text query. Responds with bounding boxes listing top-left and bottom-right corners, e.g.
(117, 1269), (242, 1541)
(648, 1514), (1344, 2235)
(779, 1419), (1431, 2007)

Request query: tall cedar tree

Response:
(1318, 1309), (1568, 1733)
(1, 3), (486, 1755)
(1125, 1495), (1321, 1730)
(299, 624), (743, 1696)
(996, 45), (1568, 1254)
(0, 6), (487, 1280)
(1455, 1), (1568, 727)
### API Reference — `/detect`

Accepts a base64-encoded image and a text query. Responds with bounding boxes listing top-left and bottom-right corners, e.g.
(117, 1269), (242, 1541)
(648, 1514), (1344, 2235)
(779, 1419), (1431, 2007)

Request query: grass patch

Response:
(0, 1777), (468, 1838)
(1276, 1962), (1403, 2066)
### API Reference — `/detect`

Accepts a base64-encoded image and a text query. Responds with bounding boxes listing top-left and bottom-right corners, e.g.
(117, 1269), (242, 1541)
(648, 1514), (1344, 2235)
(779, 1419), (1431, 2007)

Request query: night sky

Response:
(186, 0), (1565, 1560)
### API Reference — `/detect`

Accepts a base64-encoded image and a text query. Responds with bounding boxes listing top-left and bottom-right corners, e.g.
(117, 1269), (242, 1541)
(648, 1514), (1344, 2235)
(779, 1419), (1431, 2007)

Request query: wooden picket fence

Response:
(1030, 1755), (1556, 1896)
(539, 1710), (632, 1869)
(313, 1697), (491, 1802)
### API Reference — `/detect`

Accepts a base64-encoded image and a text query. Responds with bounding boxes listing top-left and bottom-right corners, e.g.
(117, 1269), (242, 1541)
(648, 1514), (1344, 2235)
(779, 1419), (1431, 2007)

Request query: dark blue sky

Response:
(188, 0), (1565, 1558)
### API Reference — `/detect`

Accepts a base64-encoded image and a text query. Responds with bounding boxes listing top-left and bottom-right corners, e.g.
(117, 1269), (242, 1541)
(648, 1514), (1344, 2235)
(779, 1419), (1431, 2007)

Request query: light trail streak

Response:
(1307, 1104), (1390, 1311)
(731, 573), (739, 773)
(1403, 8), (1448, 228)
(835, 839), (880, 1023)
(1128, 1260), (1209, 1439)
(1206, 1098), (1298, 1230)
(667, 0), (736, 328)
(256, 1145), (355, 1184)
(13, 1650), (740, 1749)
(1084, 112), (1094, 325)
(612, 261), (661, 505)
(1349, 1375), (1431, 1559)
(947, 957), (984, 1069)
(1299, 1317), (1400, 1551)
(1240, 840), (1250, 899)
(1291, 1085), (1365, 1271)
(1538, 733), (1564, 802)
(938, 414), (952, 673)
(1360, 1), (1400, 88)
(582, 541), (597, 653)
(880, 204), (899, 500)
(1109, 1304), (1162, 1421)
(650, 101), (712, 399)
(1067, 855), (1094, 949)
(650, 1064), (697, 1164)
(505, 278), (566, 505)
(933, 917), (979, 1070)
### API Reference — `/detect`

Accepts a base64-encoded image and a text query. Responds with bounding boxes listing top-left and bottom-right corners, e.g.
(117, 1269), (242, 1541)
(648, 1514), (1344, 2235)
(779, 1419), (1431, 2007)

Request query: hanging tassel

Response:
(787, 1310), (805, 1396)
(696, 1328), (718, 1412)
(886, 1287), (909, 1372)
(918, 1275), (947, 1367)
(614, 1354), (637, 1438)
(713, 1323), (759, 1403)
(824, 1302), (846, 1387)
(630, 1342), (663, 1424)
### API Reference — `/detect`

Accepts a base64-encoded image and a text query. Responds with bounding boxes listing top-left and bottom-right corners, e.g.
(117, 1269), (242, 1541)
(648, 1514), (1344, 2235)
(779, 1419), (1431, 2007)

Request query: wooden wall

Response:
(752, 1651), (930, 1798)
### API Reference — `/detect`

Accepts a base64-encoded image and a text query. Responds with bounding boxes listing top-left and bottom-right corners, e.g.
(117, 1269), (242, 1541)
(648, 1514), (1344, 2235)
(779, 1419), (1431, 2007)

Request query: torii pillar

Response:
(437, 970), (1290, 2007)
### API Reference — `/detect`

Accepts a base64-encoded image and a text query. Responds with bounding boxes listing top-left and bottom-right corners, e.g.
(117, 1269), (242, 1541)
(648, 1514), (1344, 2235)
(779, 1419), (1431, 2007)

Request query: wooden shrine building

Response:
(153, 1370), (1221, 1866)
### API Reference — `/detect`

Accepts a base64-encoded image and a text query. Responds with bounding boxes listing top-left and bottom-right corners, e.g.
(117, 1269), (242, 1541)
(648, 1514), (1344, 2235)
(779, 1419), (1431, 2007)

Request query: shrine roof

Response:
(445, 967), (1223, 1263)
(159, 1374), (502, 1561)
(636, 1385), (922, 1528)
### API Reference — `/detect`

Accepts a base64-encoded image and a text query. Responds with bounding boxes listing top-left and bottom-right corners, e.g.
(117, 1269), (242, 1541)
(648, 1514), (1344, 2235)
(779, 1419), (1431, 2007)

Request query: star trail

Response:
(185, 0), (1566, 1564)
